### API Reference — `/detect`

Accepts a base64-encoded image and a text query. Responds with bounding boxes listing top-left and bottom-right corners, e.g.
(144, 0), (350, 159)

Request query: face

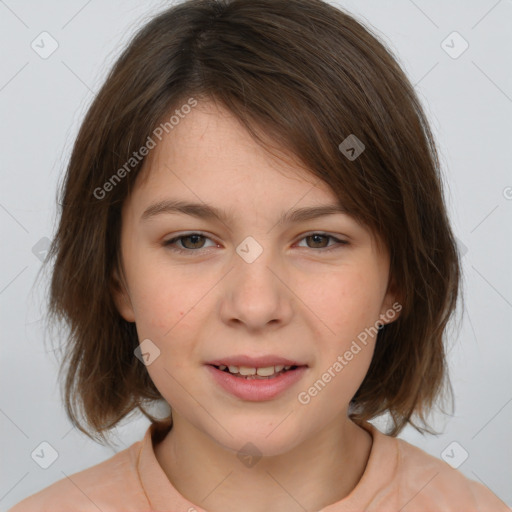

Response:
(112, 100), (399, 456)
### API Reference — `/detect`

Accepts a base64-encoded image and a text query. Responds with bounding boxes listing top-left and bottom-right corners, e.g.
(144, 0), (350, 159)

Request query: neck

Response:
(154, 412), (372, 512)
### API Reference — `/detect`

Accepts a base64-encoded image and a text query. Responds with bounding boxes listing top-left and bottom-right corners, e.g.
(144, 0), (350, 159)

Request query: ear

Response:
(378, 276), (402, 326)
(110, 267), (136, 323)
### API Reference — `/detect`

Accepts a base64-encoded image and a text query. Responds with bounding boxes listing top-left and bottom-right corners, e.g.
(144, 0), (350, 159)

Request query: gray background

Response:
(1, 0), (511, 509)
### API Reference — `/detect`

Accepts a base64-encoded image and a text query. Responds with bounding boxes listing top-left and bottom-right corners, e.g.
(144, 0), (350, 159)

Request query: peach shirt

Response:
(9, 420), (509, 512)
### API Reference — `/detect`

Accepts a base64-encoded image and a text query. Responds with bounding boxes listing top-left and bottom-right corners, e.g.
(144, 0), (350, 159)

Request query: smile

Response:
(206, 364), (308, 401)
(214, 364), (297, 379)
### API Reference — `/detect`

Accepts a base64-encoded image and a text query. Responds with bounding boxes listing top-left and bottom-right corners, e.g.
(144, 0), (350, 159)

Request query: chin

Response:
(205, 416), (307, 458)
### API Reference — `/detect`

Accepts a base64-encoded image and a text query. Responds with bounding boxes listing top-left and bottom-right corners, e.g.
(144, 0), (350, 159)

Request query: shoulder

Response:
(7, 441), (150, 512)
(392, 436), (510, 511)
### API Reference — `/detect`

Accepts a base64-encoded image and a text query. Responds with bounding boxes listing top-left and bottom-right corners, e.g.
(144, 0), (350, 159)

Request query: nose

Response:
(219, 241), (293, 331)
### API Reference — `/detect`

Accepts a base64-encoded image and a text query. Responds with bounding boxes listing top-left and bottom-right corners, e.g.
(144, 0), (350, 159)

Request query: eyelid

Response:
(295, 231), (349, 250)
(163, 231), (349, 254)
(163, 231), (218, 249)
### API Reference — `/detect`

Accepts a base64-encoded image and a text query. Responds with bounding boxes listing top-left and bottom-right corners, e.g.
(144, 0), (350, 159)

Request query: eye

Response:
(163, 232), (348, 255)
(164, 233), (217, 253)
(295, 232), (348, 252)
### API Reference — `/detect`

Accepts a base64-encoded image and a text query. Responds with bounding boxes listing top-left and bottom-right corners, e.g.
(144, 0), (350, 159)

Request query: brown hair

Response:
(41, 0), (462, 444)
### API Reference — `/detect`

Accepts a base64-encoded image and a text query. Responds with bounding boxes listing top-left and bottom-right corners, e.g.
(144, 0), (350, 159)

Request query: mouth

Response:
(209, 363), (301, 380)
(205, 362), (308, 401)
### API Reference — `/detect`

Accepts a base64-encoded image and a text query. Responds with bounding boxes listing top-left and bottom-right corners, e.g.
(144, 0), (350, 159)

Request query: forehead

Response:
(128, 101), (341, 213)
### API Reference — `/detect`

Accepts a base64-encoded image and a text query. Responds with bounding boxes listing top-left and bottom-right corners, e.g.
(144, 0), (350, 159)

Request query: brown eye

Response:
(305, 234), (330, 248)
(178, 234), (207, 249)
(296, 233), (348, 252)
(164, 233), (216, 253)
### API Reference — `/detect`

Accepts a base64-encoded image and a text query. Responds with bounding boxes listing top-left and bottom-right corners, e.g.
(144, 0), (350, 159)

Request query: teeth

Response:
(218, 364), (295, 376)
(239, 366), (256, 376)
(255, 366), (275, 377)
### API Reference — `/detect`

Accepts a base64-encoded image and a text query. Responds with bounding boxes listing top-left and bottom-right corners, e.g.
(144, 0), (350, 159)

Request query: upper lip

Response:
(206, 355), (307, 368)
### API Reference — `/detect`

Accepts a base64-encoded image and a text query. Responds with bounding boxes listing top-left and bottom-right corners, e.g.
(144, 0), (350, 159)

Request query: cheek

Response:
(129, 265), (213, 373)
(299, 265), (382, 403)
(302, 264), (383, 340)
(129, 262), (194, 332)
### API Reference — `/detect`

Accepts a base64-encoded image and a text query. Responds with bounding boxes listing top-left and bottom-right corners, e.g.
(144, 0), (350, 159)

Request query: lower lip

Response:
(206, 365), (308, 401)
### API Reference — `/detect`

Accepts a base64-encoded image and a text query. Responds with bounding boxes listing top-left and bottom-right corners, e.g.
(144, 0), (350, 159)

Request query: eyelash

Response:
(163, 232), (349, 255)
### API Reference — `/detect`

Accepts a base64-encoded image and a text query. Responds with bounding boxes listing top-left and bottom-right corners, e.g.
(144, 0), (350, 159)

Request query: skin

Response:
(112, 100), (400, 512)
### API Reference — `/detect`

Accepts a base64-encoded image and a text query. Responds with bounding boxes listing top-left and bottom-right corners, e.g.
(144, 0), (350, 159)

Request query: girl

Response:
(9, 0), (508, 510)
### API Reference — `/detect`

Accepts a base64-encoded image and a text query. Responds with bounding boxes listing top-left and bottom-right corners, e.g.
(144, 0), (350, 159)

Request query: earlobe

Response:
(379, 279), (402, 327)
(110, 267), (136, 323)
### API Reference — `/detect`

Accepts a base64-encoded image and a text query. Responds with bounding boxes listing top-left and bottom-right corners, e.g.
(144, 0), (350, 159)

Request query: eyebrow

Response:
(140, 199), (348, 226)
